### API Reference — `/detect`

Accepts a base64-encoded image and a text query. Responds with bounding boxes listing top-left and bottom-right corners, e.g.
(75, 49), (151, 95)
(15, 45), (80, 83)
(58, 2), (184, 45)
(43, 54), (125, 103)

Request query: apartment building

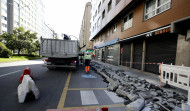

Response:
(0, 0), (8, 33)
(1, 0), (53, 39)
(90, 0), (190, 74)
(79, 2), (93, 53)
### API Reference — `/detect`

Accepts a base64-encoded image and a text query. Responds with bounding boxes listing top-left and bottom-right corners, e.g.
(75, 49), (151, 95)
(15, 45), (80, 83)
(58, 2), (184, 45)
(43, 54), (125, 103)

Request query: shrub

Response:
(0, 49), (12, 58)
(0, 42), (12, 58)
(0, 42), (7, 53)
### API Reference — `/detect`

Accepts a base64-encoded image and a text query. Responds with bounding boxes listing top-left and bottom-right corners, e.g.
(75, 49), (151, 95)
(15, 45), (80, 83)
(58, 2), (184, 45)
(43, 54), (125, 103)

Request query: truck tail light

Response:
(71, 61), (76, 63)
(44, 59), (49, 62)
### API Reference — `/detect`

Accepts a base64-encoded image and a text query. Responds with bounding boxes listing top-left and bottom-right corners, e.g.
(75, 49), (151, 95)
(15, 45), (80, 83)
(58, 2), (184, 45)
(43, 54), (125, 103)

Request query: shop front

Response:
(119, 25), (178, 74)
(94, 38), (120, 65)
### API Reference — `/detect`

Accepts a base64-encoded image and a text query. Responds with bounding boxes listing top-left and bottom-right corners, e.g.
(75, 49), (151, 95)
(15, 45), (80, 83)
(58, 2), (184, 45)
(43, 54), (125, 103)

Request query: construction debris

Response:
(91, 61), (188, 111)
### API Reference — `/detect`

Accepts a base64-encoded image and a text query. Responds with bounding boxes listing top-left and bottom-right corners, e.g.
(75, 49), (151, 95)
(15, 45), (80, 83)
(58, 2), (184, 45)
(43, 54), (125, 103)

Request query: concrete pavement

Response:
(0, 60), (126, 111)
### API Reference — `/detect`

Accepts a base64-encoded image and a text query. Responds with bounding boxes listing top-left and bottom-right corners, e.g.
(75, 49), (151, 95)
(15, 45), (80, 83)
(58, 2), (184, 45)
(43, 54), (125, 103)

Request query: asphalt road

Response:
(0, 59), (125, 111)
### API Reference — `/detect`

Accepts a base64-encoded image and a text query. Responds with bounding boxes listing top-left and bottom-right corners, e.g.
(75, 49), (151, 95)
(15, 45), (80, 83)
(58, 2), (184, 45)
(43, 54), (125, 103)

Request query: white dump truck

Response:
(40, 38), (79, 70)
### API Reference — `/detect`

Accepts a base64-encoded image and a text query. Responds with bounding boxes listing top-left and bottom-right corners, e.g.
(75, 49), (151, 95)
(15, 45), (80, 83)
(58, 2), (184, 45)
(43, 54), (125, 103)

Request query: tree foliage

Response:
(0, 27), (39, 55)
(0, 42), (12, 58)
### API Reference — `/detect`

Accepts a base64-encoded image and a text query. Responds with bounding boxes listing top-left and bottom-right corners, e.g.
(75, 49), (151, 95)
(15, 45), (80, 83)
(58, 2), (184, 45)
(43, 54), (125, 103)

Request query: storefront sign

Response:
(146, 27), (171, 37)
(119, 25), (171, 43)
(154, 27), (171, 35)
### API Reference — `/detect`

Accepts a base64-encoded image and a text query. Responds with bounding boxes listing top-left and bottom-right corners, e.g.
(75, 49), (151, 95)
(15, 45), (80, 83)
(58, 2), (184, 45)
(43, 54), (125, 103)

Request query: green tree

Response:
(0, 42), (12, 58)
(0, 27), (39, 55)
(13, 27), (38, 55)
(55, 36), (59, 39)
(23, 30), (38, 54)
(13, 27), (27, 55)
(0, 33), (16, 51)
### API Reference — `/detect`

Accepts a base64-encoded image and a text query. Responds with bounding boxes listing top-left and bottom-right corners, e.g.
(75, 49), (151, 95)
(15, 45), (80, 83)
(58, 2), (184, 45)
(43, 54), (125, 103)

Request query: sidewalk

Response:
(92, 60), (187, 96)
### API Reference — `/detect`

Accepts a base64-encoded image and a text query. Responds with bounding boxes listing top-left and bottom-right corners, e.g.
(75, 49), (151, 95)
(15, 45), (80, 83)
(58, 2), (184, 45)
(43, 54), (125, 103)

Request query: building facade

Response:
(0, 0), (8, 34)
(1, 0), (54, 39)
(79, 2), (93, 53)
(90, 0), (190, 74)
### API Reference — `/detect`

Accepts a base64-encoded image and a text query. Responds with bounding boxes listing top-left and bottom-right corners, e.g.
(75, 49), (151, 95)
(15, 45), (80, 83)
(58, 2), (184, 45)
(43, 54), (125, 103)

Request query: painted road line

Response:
(62, 104), (125, 110)
(80, 90), (99, 105)
(0, 70), (22, 78)
(68, 88), (107, 91)
(57, 71), (71, 109)
(104, 90), (124, 103)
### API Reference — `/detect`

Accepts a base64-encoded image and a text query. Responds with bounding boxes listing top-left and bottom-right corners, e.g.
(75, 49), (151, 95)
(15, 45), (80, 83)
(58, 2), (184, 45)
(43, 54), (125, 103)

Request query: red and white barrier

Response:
(159, 64), (190, 90)
(159, 64), (190, 106)
(18, 67), (39, 103)
(18, 75), (40, 103)
(20, 67), (33, 83)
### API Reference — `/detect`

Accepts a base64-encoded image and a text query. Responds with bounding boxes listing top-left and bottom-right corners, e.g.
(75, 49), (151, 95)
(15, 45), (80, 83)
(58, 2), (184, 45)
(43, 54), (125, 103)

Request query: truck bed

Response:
(40, 39), (78, 58)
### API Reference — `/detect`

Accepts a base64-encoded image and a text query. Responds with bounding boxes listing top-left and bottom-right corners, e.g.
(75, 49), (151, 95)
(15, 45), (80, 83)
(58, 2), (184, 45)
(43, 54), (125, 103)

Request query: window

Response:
(108, 0), (112, 12)
(97, 17), (101, 27)
(123, 12), (133, 31)
(106, 29), (110, 37)
(95, 11), (97, 18)
(116, 0), (121, 5)
(107, 46), (114, 59)
(2, 16), (7, 20)
(98, 2), (101, 13)
(144, 0), (171, 20)
(112, 24), (117, 33)
(101, 33), (105, 42)
(1, 0), (7, 7)
(1, 8), (7, 14)
(14, 21), (19, 26)
(2, 23), (7, 28)
(102, 10), (105, 19)
(14, 1), (19, 8)
(2, 31), (7, 33)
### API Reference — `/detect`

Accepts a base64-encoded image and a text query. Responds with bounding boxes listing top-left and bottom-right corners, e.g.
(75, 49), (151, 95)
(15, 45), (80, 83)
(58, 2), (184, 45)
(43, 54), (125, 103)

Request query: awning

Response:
(94, 38), (118, 49)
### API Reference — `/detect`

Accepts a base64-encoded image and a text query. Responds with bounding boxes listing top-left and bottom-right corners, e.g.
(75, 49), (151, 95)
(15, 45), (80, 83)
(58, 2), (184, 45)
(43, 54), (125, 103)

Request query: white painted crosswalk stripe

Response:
(80, 90), (99, 105)
(104, 90), (124, 103)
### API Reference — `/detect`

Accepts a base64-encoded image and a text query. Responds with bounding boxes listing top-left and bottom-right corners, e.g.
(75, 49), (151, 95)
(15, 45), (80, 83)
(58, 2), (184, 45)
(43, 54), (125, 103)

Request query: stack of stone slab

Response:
(91, 61), (189, 111)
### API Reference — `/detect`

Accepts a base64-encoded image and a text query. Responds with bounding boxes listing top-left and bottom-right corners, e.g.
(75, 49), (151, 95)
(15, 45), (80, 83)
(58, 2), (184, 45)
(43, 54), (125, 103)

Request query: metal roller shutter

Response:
(121, 43), (131, 67)
(133, 40), (143, 70)
(145, 33), (178, 74)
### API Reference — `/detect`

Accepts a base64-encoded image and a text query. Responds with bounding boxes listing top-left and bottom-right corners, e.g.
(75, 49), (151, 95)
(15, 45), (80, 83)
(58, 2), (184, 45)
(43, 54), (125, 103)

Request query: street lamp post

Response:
(46, 24), (55, 39)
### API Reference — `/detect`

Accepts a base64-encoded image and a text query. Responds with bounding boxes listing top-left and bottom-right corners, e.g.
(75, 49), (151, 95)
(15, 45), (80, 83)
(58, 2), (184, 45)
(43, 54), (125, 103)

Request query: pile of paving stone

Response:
(91, 61), (189, 111)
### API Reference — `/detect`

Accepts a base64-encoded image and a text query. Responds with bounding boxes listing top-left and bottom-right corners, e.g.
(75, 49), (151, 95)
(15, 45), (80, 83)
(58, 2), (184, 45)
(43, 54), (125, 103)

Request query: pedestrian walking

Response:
(84, 52), (92, 73)
(79, 53), (84, 65)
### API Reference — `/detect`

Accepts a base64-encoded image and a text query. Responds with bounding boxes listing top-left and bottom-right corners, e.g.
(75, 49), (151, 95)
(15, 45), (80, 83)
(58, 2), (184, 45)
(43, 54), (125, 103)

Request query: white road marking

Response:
(0, 70), (22, 78)
(80, 90), (99, 105)
(104, 90), (124, 103)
